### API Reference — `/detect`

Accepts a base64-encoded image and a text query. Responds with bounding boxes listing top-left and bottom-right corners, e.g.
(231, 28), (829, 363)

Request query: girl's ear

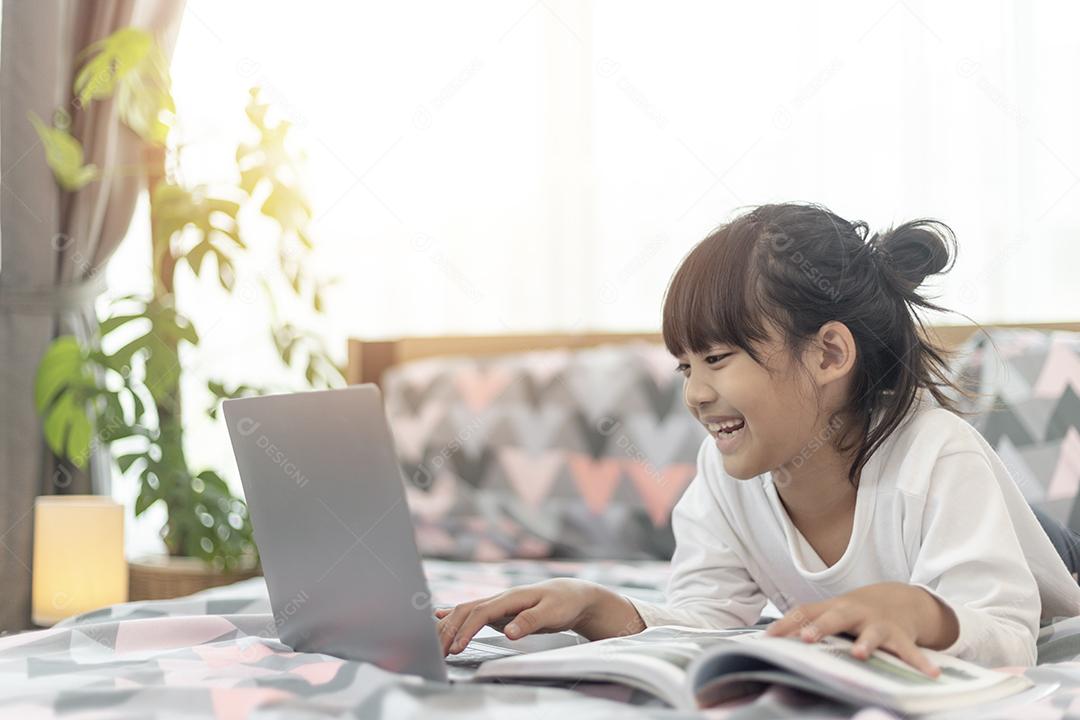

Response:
(811, 321), (857, 384)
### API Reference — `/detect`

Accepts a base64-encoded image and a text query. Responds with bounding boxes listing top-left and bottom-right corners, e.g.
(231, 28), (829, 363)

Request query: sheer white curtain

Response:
(105, 0), (1080, 553)
(108, 0), (1080, 343)
(586, 0), (1080, 326)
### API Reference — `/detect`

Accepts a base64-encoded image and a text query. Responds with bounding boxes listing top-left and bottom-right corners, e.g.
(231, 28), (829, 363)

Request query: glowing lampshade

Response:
(32, 496), (128, 626)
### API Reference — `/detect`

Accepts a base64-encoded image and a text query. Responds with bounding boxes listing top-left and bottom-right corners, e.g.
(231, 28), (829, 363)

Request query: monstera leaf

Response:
(236, 90), (313, 235)
(74, 27), (174, 144)
(152, 183), (244, 291)
(28, 113), (99, 191)
(34, 338), (99, 466)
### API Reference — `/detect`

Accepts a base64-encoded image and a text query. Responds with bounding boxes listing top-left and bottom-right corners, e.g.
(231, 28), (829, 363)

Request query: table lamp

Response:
(32, 495), (128, 626)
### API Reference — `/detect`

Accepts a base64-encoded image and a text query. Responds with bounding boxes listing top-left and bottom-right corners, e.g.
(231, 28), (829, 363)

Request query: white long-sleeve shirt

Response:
(626, 406), (1080, 667)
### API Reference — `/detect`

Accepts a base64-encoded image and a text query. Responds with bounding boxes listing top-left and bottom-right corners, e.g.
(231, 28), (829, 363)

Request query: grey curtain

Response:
(0, 0), (185, 632)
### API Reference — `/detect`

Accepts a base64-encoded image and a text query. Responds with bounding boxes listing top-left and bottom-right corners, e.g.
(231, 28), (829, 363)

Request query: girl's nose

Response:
(683, 374), (718, 409)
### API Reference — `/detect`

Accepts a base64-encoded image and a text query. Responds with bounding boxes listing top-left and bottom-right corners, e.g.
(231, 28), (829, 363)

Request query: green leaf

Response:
(207, 198), (241, 217)
(35, 337), (86, 413)
(172, 315), (199, 346)
(134, 481), (159, 516)
(99, 312), (146, 338)
(144, 338), (181, 403)
(153, 184), (242, 265)
(64, 402), (94, 464)
(215, 227), (246, 250)
(210, 247), (236, 292)
(116, 452), (144, 474)
(107, 331), (152, 371)
(185, 241), (211, 277)
(74, 27), (174, 144)
(95, 392), (134, 443)
(196, 470), (231, 498)
(28, 112), (99, 191)
(287, 265), (302, 294)
(296, 227), (314, 250)
(239, 166), (264, 195)
(261, 183), (311, 232)
(42, 392), (93, 468)
(131, 390), (146, 421)
(74, 28), (150, 104)
(281, 336), (298, 366)
(144, 303), (199, 347)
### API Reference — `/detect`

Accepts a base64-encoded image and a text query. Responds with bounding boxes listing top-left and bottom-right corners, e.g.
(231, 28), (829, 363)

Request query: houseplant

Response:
(31, 28), (343, 597)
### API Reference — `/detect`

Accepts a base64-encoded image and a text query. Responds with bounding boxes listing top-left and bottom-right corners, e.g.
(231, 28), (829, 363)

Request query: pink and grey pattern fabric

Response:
(382, 341), (706, 561)
(386, 331), (1080, 561)
(954, 329), (1080, 530)
(3, 559), (1080, 718)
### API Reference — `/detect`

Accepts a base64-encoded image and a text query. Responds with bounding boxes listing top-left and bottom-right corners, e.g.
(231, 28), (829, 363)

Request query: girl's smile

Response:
(703, 415), (747, 453)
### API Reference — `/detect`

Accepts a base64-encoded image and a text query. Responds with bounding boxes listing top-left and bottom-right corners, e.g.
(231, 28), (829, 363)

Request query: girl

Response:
(435, 203), (1080, 674)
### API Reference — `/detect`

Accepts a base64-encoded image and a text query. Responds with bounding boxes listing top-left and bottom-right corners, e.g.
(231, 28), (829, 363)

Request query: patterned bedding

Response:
(3, 559), (1080, 719)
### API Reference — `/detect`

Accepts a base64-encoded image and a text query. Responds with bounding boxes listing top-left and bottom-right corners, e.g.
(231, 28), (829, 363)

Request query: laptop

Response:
(221, 384), (587, 683)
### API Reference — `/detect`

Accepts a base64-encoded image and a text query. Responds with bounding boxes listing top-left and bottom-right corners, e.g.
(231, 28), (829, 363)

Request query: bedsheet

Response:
(2, 558), (1080, 719)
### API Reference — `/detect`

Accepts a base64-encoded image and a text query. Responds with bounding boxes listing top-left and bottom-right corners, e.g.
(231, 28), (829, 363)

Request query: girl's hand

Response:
(435, 578), (601, 656)
(764, 582), (959, 677)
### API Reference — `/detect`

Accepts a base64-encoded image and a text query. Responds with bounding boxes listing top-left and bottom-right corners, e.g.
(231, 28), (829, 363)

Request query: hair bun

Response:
(870, 219), (956, 291)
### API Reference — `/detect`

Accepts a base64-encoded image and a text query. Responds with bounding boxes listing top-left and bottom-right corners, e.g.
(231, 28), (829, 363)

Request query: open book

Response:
(470, 625), (1033, 714)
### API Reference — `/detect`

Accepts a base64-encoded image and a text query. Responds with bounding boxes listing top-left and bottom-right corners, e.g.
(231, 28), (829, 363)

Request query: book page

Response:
(591, 626), (762, 670)
(707, 634), (1012, 696)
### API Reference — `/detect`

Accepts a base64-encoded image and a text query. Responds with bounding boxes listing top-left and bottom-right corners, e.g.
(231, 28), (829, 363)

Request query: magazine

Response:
(469, 625), (1032, 714)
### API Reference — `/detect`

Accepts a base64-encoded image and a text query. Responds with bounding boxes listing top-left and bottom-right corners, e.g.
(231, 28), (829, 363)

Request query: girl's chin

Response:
(720, 455), (762, 481)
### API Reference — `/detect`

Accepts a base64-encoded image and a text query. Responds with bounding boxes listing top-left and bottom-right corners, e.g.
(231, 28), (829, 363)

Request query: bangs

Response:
(661, 221), (773, 360)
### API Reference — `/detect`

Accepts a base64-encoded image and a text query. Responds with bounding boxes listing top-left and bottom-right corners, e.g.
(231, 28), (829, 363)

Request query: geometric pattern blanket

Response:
(3, 559), (1080, 719)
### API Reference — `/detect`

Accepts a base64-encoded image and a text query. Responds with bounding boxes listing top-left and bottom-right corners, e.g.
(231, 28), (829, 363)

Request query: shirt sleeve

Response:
(625, 440), (767, 629)
(907, 451), (1040, 668)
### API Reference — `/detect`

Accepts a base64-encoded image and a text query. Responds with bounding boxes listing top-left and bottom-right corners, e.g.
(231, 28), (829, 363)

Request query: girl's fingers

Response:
(799, 607), (856, 643)
(766, 601), (828, 637)
(851, 624), (887, 659)
(439, 599), (498, 655)
(438, 605), (471, 655)
(884, 636), (941, 678)
(503, 601), (552, 639)
(433, 607), (451, 618)
(449, 591), (540, 653)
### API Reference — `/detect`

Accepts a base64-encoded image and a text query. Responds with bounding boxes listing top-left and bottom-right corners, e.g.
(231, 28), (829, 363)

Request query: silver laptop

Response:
(221, 385), (586, 683)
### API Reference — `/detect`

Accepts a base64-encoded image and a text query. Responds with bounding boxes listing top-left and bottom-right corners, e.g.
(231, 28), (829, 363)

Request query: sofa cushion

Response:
(381, 341), (706, 561)
(952, 328), (1080, 530)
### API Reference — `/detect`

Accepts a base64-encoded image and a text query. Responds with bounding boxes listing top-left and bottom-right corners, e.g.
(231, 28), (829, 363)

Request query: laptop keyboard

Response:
(445, 642), (518, 667)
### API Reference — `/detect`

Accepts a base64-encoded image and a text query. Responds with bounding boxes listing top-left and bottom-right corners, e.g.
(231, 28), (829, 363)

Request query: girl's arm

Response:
(435, 578), (645, 653)
(771, 449), (1041, 670)
(904, 450), (1041, 667)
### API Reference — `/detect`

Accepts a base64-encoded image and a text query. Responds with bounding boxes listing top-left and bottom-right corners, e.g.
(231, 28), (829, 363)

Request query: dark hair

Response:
(661, 202), (969, 484)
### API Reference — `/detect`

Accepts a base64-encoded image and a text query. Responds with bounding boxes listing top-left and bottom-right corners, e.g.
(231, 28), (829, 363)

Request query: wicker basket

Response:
(128, 555), (261, 601)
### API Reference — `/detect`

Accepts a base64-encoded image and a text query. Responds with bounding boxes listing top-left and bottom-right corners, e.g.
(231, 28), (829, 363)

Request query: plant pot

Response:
(128, 554), (261, 601)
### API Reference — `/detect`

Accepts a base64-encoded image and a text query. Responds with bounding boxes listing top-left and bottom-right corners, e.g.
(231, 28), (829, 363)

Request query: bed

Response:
(3, 323), (1080, 719)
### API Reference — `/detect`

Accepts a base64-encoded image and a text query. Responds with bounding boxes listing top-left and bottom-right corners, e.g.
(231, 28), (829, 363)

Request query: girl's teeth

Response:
(707, 420), (745, 434)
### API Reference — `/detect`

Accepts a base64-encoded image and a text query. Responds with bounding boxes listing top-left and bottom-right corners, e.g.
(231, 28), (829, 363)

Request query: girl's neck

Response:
(772, 416), (862, 526)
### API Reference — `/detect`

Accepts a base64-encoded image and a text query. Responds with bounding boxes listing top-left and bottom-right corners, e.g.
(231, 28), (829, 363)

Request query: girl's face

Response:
(676, 331), (830, 480)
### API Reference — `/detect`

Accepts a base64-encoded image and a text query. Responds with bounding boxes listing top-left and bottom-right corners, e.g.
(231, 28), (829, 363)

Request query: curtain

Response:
(0, 0), (186, 632)
(144, 1), (1080, 352)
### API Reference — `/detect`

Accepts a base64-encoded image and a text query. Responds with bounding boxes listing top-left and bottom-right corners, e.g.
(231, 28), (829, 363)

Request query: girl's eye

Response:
(672, 353), (731, 376)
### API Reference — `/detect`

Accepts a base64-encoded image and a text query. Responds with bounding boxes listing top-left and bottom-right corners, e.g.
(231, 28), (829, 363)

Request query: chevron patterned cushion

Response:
(382, 340), (707, 561)
(953, 329), (1080, 531)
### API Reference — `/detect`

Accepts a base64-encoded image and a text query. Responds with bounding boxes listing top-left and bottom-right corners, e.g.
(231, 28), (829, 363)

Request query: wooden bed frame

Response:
(347, 322), (1080, 388)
